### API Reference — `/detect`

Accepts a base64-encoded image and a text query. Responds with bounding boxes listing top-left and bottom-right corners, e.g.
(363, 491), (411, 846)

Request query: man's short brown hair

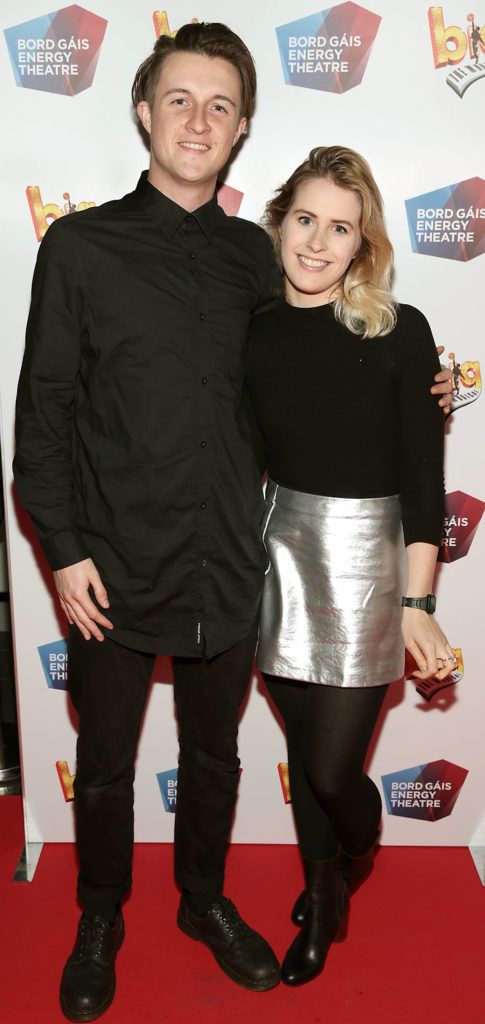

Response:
(132, 22), (257, 121)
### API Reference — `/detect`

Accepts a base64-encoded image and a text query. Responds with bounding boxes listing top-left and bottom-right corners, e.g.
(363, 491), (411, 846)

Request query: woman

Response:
(244, 146), (455, 986)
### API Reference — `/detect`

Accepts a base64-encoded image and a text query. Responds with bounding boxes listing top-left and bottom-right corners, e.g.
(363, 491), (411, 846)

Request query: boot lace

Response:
(77, 916), (112, 959)
(212, 897), (253, 940)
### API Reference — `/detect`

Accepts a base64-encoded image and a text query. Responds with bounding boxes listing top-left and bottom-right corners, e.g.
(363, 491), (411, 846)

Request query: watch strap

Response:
(401, 594), (436, 614)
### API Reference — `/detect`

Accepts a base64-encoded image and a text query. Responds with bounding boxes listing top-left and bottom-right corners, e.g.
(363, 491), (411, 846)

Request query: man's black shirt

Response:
(14, 173), (280, 656)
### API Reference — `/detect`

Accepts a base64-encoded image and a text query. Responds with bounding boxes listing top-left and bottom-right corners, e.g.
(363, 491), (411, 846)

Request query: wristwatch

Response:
(401, 594), (436, 614)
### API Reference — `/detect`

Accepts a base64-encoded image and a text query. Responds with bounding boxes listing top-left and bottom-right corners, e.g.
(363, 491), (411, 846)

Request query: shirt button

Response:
(185, 214), (194, 223)
(200, 440), (207, 448)
(190, 252), (196, 259)
(200, 502), (207, 510)
(201, 376), (208, 384)
(200, 313), (205, 321)
(201, 559), (207, 567)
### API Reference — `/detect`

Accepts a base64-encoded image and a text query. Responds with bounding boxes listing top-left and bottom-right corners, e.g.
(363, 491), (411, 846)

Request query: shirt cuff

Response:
(40, 530), (90, 571)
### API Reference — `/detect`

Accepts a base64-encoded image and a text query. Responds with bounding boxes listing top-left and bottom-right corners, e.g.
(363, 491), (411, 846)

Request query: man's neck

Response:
(147, 167), (216, 213)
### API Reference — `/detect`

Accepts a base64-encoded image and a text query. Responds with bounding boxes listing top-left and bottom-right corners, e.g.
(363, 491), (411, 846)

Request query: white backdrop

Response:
(1, 0), (484, 853)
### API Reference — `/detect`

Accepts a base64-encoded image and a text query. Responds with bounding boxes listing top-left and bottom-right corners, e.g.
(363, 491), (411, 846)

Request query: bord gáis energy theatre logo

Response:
(405, 178), (485, 261)
(428, 6), (485, 96)
(382, 760), (468, 821)
(38, 638), (68, 690)
(439, 491), (485, 562)
(4, 4), (107, 96)
(276, 1), (381, 94)
(157, 769), (178, 813)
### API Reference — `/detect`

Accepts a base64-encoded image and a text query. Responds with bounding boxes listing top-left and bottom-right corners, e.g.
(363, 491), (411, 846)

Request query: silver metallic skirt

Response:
(257, 480), (405, 687)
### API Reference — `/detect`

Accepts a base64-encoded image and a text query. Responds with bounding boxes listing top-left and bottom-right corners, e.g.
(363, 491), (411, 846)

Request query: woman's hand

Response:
(401, 607), (456, 680)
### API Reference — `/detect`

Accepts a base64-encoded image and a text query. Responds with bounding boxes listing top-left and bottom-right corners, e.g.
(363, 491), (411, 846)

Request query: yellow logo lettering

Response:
(153, 11), (199, 39)
(26, 186), (95, 241)
(460, 361), (481, 390)
(56, 760), (76, 801)
(428, 7), (467, 67)
(277, 762), (292, 803)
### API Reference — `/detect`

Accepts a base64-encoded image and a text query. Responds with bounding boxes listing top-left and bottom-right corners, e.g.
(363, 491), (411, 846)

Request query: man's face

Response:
(137, 51), (247, 199)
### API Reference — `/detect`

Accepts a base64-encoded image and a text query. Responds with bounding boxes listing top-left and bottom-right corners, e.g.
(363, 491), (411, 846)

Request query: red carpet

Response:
(1, 795), (483, 1023)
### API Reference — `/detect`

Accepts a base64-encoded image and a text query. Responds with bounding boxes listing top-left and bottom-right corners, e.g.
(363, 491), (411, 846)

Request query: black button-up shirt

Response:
(14, 173), (280, 656)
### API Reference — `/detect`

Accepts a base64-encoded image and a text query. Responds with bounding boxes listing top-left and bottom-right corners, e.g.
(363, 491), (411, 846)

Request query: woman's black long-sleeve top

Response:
(244, 300), (445, 547)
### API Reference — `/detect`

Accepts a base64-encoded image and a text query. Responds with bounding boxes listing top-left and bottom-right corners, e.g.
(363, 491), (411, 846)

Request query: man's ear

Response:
(137, 100), (152, 135)
(233, 117), (247, 147)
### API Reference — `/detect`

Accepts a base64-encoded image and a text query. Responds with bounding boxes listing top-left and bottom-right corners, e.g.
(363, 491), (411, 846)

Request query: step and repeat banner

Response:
(0, 1), (484, 851)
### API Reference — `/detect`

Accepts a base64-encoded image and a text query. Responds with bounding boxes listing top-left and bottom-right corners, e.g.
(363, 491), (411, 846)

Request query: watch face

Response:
(427, 594), (436, 613)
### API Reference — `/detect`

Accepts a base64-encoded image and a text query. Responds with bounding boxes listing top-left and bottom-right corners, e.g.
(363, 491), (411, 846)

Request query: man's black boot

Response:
(282, 858), (348, 986)
(177, 894), (280, 990)
(60, 911), (124, 1022)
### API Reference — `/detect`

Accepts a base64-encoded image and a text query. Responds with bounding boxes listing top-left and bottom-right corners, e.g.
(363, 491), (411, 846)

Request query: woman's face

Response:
(279, 177), (362, 307)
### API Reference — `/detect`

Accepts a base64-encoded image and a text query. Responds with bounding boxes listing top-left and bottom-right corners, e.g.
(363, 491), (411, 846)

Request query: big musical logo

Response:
(439, 490), (485, 562)
(27, 186), (95, 242)
(405, 178), (485, 261)
(27, 181), (244, 242)
(278, 762), (292, 803)
(56, 759), (75, 800)
(414, 647), (464, 701)
(156, 768), (178, 812)
(428, 6), (485, 96)
(382, 759), (468, 821)
(38, 638), (68, 689)
(447, 353), (481, 413)
(153, 10), (199, 39)
(275, 2), (381, 93)
(4, 5), (108, 96)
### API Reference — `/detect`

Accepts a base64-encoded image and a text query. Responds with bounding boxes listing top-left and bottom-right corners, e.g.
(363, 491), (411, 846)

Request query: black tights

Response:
(264, 675), (388, 860)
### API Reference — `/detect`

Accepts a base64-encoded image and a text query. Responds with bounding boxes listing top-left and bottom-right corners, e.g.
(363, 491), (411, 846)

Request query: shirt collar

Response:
(134, 170), (223, 240)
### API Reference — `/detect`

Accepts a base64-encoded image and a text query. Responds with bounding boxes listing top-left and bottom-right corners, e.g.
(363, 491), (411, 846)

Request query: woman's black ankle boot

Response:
(340, 832), (379, 894)
(290, 888), (306, 926)
(282, 857), (348, 986)
(291, 832), (379, 926)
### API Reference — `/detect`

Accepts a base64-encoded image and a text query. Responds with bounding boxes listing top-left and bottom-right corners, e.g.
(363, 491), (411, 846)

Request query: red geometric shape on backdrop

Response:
(438, 490), (485, 563)
(216, 183), (244, 217)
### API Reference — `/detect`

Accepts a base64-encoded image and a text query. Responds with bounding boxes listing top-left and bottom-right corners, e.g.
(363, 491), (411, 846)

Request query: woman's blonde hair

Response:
(264, 146), (397, 338)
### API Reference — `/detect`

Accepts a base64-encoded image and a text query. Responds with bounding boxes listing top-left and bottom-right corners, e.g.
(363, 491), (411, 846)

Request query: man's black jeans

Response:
(67, 624), (258, 915)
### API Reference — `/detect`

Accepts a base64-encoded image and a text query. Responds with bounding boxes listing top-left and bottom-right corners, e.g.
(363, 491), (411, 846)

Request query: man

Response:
(14, 21), (453, 1022)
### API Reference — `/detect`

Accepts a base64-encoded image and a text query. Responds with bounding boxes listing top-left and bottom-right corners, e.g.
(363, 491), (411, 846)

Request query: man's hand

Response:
(432, 345), (455, 415)
(54, 558), (113, 641)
